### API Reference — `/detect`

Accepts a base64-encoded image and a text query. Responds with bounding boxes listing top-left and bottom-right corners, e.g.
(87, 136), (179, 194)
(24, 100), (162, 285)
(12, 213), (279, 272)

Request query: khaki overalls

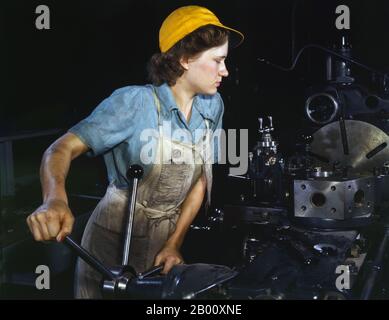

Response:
(74, 89), (213, 298)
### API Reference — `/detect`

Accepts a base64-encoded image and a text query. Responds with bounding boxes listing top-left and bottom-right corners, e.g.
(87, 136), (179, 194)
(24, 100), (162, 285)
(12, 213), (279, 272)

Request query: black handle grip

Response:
(126, 165), (144, 180)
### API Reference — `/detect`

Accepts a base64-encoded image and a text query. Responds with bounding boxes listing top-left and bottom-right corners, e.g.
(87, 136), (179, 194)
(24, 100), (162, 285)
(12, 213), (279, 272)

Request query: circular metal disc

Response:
(310, 120), (389, 174)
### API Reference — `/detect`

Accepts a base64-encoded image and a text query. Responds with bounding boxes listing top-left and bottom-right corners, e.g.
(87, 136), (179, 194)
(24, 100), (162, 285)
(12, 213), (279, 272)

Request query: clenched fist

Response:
(26, 199), (74, 242)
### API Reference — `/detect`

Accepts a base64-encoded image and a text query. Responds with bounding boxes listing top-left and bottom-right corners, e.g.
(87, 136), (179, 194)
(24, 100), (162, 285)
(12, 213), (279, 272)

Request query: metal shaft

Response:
(64, 236), (115, 280)
(122, 177), (139, 266)
(339, 116), (349, 155)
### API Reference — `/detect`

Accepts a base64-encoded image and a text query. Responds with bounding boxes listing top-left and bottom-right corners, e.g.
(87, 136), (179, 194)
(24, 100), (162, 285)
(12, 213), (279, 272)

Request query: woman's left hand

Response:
(154, 245), (184, 274)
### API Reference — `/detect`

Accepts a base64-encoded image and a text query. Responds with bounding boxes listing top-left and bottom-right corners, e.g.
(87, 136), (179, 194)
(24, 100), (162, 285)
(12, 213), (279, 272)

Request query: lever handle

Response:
(123, 164), (144, 266)
(64, 236), (116, 281)
(138, 265), (164, 279)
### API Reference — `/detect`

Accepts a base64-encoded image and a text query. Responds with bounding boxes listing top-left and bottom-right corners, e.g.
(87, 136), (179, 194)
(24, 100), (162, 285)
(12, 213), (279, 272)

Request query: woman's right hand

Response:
(26, 199), (75, 242)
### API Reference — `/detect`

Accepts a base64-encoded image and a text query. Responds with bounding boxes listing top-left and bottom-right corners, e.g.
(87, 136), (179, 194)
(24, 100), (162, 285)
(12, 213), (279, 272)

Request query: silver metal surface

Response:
(122, 178), (138, 266)
(117, 276), (129, 293)
(311, 167), (333, 178)
(310, 120), (389, 174)
(294, 176), (375, 220)
(102, 279), (116, 294)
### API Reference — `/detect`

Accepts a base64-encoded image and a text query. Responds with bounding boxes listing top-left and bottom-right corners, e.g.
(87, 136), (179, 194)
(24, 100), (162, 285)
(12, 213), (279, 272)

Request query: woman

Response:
(26, 5), (243, 298)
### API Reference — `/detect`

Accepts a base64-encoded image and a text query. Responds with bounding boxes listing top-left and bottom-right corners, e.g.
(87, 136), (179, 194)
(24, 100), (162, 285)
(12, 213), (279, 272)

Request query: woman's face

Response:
(183, 40), (229, 95)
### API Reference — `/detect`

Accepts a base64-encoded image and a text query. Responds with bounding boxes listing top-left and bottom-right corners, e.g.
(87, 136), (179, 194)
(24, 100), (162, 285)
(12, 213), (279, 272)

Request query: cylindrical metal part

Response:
(122, 165), (144, 266)
(64, 236), (115, 280)
(122, 177), (139, 266)
(339, 116), (349, 156)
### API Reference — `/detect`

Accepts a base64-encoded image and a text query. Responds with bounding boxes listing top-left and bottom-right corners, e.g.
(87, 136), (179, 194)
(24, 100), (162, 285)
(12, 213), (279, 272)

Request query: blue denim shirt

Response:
(69, 83), (224, 188)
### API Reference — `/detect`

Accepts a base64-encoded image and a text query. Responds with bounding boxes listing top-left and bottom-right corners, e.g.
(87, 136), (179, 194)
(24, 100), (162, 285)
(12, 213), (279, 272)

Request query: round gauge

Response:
(305, 93), (339, 125)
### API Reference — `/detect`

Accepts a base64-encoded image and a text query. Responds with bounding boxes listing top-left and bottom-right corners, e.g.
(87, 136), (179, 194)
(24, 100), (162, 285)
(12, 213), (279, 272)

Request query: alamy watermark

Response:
(35, 5), (50, 30)
(139, 121), (249, 175)
(335, 5), (350, 30)
(335, 265), (351, 292)
(35, 264), (50, 290)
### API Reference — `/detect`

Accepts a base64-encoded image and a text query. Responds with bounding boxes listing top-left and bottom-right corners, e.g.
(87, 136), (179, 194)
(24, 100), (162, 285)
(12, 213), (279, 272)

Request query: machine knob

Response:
(302, 134), (314, 144)
(126, 164), (144, 180)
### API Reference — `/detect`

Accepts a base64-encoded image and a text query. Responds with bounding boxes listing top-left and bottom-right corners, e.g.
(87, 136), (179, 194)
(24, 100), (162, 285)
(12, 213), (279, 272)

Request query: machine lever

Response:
(64, 236), (116, 281)
(122, 164), (144, 266)
(138, 265), (164, 279)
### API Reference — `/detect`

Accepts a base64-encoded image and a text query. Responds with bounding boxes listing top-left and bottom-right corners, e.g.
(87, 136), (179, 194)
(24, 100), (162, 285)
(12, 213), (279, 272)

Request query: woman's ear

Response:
(179, 56), (190, 71)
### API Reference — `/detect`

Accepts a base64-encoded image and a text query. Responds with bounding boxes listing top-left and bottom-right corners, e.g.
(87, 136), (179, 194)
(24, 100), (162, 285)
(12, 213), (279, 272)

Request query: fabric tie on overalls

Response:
(136, 201), (180, 229)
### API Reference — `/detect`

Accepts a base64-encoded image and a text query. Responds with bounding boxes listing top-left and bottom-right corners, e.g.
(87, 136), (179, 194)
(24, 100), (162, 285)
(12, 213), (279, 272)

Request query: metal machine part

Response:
(122, 165), (144, 266)
(310, 120), (389, 174)
(65, 234), (238, 299)
(71, 164), (146, 297)
(294, 176), (375, 222)
(212, 34), (389, 298)
(222, 205), (287, 227)
(311, 167), (333, 178)
(305, 92), (339, 125)
(360, 226), (389, 299)
(376, 173), (389, 203)
(313, 243), (338, 256)
(225, 225), (362, 300)
(64, 236), (117, 281)
(257, 116), (277, 153)
(247, 116), (285, 204)
(330, 35), (355, 84)
(61, 164), (239, 299)
(162, 264), (238, 299)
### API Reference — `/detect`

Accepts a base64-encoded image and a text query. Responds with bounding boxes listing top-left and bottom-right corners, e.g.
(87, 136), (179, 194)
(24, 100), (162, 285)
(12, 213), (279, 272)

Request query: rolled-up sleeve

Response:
(68, 86), (145, 157)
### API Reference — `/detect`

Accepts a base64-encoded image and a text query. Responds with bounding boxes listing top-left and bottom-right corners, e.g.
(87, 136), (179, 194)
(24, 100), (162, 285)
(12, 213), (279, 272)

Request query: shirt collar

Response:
(154, 83), (216, 123)
(154, 83), (179, 113)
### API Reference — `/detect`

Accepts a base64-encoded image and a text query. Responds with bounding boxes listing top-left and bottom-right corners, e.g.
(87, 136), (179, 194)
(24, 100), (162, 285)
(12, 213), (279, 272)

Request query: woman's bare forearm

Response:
(40, 132), (89, 204)
(27, 133), (89, 241)
(40, 145), (72, 204)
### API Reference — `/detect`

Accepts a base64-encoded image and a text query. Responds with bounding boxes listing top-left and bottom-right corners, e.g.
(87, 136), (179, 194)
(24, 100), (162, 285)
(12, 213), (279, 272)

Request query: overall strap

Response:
(151, 87), (162, 127)
(151, 87), (164, 165)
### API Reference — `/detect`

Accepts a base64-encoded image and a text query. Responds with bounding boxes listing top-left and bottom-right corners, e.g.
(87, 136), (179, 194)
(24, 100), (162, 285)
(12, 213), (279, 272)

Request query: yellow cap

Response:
(159, 6), (244, 53)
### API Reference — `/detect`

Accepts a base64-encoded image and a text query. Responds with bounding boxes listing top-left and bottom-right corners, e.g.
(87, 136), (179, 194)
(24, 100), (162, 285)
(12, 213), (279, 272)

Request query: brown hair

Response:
(147, 25), (229, 86)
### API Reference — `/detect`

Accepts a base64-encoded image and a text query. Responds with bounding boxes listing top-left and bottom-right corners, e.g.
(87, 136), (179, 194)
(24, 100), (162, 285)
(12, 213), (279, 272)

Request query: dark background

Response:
(3, 0), (389, 136)
(3, 0), (389, 195)
(2, 0), (389, 298)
